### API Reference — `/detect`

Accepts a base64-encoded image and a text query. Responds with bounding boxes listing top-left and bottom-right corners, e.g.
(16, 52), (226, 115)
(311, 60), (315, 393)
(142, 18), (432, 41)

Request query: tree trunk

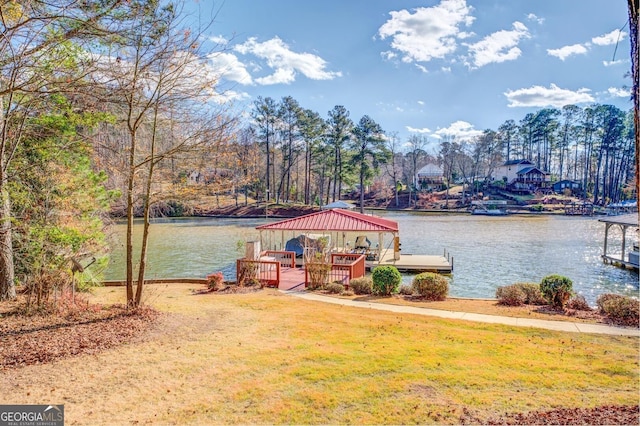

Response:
(125, 129), (136, 306)
(0, 183), (15, 300)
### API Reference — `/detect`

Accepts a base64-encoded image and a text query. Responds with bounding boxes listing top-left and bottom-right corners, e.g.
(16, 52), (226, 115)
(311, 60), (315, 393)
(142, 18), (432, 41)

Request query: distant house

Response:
(493, 159), (534, 183)
(552, 179), (581, 194)
(491, 159), (550, 192)
(415, 163), (444, 191)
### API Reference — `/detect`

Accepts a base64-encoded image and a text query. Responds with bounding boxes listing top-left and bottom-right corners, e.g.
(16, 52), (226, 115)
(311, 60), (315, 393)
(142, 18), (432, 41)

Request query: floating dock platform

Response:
(366, 249), (453, 273)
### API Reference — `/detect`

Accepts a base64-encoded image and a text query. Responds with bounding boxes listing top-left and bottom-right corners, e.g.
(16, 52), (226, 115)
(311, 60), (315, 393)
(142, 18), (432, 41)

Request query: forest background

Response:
(0, 0), (637, 307)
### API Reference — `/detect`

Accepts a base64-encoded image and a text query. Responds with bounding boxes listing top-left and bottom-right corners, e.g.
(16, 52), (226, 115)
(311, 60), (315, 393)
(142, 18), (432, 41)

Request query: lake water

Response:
(104, 213), (639, 304)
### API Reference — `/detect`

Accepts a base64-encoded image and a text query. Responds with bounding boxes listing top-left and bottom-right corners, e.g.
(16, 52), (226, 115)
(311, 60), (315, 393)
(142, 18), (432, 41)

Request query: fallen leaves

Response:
(0, 305), (160, 368)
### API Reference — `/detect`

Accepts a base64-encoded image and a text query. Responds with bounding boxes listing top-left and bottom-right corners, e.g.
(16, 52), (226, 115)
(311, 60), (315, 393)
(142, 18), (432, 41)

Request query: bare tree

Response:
(384, 132), (403, 207)
(94, 1), (236, 307)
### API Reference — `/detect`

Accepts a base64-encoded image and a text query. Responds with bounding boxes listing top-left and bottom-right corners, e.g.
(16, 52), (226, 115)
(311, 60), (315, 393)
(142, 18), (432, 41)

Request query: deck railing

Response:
(237, 252), (365, 289)
(331, 253), (366, 284)
(304, 253), (366, 288)
(236, 258), (280, 287)
(263, 250), (296, 268)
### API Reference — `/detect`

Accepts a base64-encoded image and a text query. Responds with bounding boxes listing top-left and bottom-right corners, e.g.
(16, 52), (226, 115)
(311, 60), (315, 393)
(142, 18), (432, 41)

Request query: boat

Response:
(470, 200), (508, 216)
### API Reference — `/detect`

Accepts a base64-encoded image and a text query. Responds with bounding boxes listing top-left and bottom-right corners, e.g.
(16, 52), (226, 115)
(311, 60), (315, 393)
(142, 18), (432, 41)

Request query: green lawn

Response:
(2, 284), (637, 424)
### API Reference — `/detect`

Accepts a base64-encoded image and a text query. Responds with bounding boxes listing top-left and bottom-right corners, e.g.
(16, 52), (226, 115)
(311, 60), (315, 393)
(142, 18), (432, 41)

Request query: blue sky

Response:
(195, 0), (632, 150)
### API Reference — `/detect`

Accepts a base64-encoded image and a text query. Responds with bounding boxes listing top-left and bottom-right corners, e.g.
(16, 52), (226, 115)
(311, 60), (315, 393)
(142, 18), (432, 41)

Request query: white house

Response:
(492, 159), (551, 192)
(492, 159), (535, 184)
(415, 163), (444, 191)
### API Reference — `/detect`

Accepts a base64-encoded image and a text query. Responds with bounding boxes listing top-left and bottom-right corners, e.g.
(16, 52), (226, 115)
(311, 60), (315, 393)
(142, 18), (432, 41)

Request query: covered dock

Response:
(255, 209), (452, 273)
(598, 213), (639, 271)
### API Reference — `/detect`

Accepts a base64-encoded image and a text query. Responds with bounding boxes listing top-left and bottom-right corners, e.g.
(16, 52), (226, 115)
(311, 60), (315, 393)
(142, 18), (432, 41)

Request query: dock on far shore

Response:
(367, 248), (453, 274)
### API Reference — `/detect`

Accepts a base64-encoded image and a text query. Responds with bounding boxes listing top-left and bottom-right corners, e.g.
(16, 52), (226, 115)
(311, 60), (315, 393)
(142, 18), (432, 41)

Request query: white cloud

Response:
(607, 87), (630, 98)
(434, 120), (482, 140)
(207, 52), (253, 84)
(377, 0), (475, 65)
(504, 84), (595, 107)
(592, 29), (626, 46)
(406, 126), (431, 133)
(527, 13), (544, 25)
(547, 43), (588, 60)
(603, 59), (625, 66)
(233, 36), (341, 85)
(415, 64), (428, 73)
(209, 35), (229, 45)
(209, 89), (251, 104)
(381, 51), (397, 61)
(465, 21), (530, 68)
(417, 100), (425, 106)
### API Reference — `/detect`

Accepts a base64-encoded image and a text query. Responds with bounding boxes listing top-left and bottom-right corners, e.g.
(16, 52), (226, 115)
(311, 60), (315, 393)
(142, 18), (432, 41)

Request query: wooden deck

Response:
(367, 249), (453, 273)
(277, 268), (307, 291)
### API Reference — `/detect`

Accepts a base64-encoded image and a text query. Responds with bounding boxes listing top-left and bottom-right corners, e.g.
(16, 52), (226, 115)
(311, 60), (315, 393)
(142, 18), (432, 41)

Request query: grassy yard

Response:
(1, 284), (638, 424)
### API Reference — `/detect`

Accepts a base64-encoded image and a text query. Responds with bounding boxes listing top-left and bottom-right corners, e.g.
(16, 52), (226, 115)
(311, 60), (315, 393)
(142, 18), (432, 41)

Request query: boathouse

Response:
(599, 213), (639, 271)
(236, 209), (452, 290)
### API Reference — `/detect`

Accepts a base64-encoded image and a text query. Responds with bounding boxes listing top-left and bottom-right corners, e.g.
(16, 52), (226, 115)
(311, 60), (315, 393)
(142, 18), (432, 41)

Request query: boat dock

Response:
(599, 213), (639, 271)
(367, 248), (453, 273)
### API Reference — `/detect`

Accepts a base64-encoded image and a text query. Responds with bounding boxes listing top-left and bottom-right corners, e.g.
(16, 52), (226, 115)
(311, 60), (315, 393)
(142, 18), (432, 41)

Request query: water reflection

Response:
(105, 214), (639, 303)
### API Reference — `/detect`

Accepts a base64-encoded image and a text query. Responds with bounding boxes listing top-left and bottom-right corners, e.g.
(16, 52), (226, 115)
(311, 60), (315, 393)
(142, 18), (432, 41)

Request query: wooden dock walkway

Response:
(277, 268), (306, 291)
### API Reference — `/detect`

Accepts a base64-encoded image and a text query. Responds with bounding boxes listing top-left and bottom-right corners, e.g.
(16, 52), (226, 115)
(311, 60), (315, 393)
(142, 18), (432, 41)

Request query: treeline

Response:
(228, 99), (635, 208)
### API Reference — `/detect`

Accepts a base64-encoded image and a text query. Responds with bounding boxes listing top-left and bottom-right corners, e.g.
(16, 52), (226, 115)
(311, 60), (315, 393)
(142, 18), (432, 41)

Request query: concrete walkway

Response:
(286, 292), (640, 337)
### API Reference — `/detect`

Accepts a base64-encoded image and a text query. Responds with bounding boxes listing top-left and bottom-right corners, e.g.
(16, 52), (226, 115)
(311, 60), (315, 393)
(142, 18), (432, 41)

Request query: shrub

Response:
(540, 274), (573, 308)
(412, 272), (448, 301)
(597, 294), (640, 327)
(596, 293), (625, 312)
(206, 272), (224, 290)
(325, 282), (345, 294)
(496, 285), (526, 306)
(398, 284), (414, 296)
(349, 277), (373, 295)
(566, 295), (592, 311)
(371, 266), (402, 296)
(306, 261), (331, 290)
(513, 282), (547, 305)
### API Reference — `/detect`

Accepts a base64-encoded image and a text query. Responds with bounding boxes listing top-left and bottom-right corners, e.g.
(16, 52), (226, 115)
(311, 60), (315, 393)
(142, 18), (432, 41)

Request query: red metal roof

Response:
(256, 209), (399, 232)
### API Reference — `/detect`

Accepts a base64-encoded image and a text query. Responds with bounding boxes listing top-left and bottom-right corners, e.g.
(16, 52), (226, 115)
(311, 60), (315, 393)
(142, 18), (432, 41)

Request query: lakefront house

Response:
(492, 159), (551, 193)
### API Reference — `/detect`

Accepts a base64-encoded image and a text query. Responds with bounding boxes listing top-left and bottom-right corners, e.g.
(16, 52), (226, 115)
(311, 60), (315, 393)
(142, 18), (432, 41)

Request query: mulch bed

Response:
(481, 404), (640, 425)
(0, 303), (160, 369)
(192, 283), (264, 295)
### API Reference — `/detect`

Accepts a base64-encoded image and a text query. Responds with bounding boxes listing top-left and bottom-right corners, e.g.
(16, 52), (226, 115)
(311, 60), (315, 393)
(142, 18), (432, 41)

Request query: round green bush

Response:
(540, 274), (573, 308)
(371, 266), (401, 296)
(412, 272), (448, 301)
(349, 277), (373, 295)
(496, 284), (526, 306)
